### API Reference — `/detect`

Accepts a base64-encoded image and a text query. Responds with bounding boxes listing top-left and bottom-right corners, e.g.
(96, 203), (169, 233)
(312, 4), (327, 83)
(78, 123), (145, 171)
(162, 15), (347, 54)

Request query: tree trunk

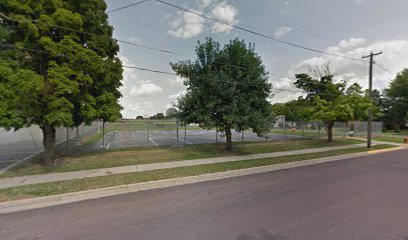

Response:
(42, 124), (56, 165)
(225, 127), (233, 151)
(326, 122), (334, 142)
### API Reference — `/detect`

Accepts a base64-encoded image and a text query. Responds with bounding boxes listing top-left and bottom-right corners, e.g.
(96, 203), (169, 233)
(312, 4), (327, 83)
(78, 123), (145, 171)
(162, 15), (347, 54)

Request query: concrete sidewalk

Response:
(0, 143), (371, 189)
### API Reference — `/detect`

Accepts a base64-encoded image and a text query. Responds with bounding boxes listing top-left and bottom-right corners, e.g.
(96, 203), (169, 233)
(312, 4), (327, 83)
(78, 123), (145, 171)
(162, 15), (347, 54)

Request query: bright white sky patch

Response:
(274, 26), (292, 38)
(168, 10), (205, 39)
(130, 82), (163, 97)
(271, 38), (408, 104)
(168, 90), (187, 100)
(210, 2), (238, 34)
(106, 0), (408, 116)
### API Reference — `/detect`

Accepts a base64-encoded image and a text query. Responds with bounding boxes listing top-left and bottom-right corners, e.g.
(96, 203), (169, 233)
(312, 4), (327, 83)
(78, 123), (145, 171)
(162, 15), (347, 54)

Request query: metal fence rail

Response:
(0, 119), (383, 170)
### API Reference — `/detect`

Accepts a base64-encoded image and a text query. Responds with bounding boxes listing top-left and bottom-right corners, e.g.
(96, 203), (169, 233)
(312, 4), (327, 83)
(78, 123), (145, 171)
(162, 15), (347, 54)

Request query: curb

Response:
(368, 146), (405, 154)
(0, 143), (368, 189)
(0, 147), (402, 215)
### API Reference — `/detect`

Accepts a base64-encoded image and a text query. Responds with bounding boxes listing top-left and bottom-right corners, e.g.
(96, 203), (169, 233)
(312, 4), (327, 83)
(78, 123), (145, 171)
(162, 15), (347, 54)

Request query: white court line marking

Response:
(0, 152), (37, 155)
(172, 137), (193, 145)
(149, 138), (159, 146)
(106, 139), (134, 150)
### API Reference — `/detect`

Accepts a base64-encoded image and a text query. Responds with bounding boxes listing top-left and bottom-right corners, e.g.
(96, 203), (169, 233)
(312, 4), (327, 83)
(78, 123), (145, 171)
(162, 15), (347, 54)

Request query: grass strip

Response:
(0, 144), (394, 202)
(1, 138), (364, 178)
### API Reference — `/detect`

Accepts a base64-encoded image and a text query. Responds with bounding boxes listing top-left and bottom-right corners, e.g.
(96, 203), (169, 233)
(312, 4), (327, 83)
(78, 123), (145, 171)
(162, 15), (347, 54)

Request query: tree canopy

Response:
(0, 0), (123, 164)
(293, 73), (371, 142)
(171, 38), (273, 151)
(384, 69), (408, 130)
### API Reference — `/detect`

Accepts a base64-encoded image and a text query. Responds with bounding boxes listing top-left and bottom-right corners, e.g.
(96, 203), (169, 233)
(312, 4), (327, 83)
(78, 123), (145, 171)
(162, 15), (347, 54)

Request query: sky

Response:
(105, 0), (408, 118)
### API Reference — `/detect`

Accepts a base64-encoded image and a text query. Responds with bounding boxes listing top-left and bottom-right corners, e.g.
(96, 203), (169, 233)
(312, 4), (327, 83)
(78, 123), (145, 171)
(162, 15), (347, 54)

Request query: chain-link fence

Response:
(88, 120), (383, 151)
(0, 119), (384, 170)
(0, 123), (100, 171)
(264, 121), (383, 140)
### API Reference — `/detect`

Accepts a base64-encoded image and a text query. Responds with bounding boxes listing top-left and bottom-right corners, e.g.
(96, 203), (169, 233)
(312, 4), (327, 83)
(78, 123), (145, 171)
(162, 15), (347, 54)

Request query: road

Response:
(1, 149), (407, 240)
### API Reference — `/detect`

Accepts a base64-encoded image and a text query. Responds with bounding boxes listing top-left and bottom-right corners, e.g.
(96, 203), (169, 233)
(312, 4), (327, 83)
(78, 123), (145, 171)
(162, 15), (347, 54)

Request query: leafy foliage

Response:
(384, 69), (408, 130)
(0, 0), (122, 163)
(293, 73), (371, 142)
(171, 38), (273, 151)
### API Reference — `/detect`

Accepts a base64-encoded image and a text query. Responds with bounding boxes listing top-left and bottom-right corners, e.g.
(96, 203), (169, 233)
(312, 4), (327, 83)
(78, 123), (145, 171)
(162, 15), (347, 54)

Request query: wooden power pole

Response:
(362, 51), (383, 149)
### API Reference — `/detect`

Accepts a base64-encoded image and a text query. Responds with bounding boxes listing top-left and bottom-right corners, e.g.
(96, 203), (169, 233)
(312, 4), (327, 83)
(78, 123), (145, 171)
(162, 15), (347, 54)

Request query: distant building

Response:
(166, 108), (178, 118)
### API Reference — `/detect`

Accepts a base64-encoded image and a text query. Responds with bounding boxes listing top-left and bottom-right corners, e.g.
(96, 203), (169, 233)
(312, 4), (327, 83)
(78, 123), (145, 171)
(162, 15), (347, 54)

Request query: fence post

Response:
(184, 125), (187, 144)
(318, 121), (321, 140)
(302, 122), (305, 139)
(344, 122), (347, 137)
(102, 121), (105, 149)
(75, 126), (80, 145)
(147, 120), (150, 146)
(216, 130), (218, 143)
(28, 127), (39, 151)
(242, 131), (244, 143)
(65, 127), (69, 153)
(176, 119), (179, 145)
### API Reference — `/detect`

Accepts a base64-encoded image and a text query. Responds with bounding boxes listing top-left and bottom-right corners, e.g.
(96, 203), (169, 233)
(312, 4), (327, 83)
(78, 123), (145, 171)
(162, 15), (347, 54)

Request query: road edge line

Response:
(0, 147), (402, 214)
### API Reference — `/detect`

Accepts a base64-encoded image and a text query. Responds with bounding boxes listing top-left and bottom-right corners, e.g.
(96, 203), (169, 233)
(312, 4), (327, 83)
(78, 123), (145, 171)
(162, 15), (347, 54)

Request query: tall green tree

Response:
(0, 0), (122, 164)
(171, 38), (273, 151)
(270, 99), (310, 121)
(384, 69), (408, 130)
(294, 74), (370, 142)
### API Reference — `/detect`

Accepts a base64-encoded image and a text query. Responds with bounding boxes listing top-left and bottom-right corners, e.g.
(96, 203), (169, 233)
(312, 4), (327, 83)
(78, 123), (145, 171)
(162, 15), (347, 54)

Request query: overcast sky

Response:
(105, 0), (408, 118)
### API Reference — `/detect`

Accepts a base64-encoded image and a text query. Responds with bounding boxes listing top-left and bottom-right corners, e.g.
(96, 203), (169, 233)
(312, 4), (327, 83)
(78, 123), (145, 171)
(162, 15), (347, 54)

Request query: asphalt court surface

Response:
(96, 130), (295, 150)
(0, 127), (296, 171)
(0, 127), (76, 171)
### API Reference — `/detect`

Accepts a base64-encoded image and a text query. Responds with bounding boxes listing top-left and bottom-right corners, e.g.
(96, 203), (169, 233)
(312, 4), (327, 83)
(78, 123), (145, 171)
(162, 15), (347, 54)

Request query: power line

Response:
(0, 11), (361, 90)
(375, 62), (395, 76)
(156, 0), (366, 63)
(1, 43), (357, 91)
(117, 39), (185, 56)
(233, 0), (340, 43)
(2, 43), (403, 101)
(106, 0), (152, 13)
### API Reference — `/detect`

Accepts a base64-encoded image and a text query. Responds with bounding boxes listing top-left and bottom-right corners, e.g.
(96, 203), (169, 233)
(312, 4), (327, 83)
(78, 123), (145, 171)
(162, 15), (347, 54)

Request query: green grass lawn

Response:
(1, 138), (364, 178)
(0, 144), (394, 202)
(373, 135), (406, 144)
(352, 132), (408, 144)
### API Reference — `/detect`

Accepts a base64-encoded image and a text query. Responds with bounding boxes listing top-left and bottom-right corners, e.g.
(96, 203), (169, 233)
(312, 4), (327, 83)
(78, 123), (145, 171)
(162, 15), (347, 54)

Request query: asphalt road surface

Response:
(1, 149), (407, 240)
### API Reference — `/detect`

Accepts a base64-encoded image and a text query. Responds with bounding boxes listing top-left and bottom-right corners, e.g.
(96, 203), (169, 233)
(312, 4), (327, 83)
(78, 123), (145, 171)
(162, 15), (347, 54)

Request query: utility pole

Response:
(362, 51), (383, 148)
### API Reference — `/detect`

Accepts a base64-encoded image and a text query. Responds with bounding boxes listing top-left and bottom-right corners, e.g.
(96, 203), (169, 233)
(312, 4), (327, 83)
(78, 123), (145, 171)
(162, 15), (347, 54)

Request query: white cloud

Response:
(210, 2), (238, 34)
(280, 38), (408, 97)
(166, 1), (238, 38)
(326, 37), (365, 53)
(130, 81), (163, 97)
(168, 90), (187, 100)
(274, 26), (292, 38)
(168, 9), (205, 39)
(167, 76), (185, 86)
